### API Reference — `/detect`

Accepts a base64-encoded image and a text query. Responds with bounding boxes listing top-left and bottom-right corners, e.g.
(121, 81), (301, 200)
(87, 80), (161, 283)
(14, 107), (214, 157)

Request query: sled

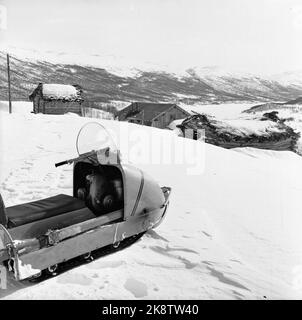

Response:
(0, 123), (171, 281)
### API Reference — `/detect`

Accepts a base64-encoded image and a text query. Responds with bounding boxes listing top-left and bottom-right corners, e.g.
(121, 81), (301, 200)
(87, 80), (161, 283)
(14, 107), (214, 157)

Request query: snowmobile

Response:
(0, 122), (171, 281)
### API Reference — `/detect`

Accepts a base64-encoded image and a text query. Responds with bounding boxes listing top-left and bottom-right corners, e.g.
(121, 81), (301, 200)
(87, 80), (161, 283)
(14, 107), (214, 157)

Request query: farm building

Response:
(176, 113), (300, 152)
(29, 83), (84, 115)
(117, 102), (190, 129)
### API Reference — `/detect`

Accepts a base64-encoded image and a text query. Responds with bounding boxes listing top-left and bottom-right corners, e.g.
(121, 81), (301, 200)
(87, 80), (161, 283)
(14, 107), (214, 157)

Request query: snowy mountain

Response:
(0, 103), (302, 299)
(1, 50), (302, 107)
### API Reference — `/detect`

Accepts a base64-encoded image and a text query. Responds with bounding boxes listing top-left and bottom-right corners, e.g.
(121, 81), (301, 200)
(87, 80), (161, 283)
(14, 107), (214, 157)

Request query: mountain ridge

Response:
(1, 51), (302, 107)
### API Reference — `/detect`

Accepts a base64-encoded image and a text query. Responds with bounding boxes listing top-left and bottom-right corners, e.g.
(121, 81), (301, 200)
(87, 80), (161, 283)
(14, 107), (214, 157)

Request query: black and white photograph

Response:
(0, 0), (302, 303)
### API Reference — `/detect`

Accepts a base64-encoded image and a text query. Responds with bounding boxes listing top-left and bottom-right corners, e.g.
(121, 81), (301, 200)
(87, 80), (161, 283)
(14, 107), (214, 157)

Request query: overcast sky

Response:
(1, 0), (302, 74)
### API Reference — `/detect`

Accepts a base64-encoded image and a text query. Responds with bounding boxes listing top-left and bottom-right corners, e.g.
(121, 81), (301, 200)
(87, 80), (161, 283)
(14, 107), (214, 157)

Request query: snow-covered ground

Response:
(0, 101), (33, 114)
(1, 103), (302, 299)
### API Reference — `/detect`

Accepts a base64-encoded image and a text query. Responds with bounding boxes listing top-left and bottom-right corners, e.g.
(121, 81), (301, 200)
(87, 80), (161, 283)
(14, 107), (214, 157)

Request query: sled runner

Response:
(0, 123), (171, 281)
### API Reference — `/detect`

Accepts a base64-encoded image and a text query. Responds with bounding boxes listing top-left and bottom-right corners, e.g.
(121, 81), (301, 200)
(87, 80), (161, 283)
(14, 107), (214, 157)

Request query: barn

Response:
(117, 102), (190, 129)
(29, 83), (84, 115)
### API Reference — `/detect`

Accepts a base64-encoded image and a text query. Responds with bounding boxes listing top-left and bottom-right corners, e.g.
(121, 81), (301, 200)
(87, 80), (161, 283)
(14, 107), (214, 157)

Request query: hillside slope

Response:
(2, 52), (302, 106)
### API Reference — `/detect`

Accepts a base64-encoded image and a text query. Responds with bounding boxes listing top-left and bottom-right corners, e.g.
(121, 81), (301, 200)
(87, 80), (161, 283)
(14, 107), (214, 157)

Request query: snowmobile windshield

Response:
(76, 122), (119, 156)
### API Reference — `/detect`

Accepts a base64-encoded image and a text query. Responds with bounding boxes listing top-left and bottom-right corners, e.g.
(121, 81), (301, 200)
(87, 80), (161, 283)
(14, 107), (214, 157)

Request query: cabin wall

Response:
(33, 95), (41, 113)
(152, 106), (188, 129)
(33, 96), (37, 113)
(39, 98), (45, 113)
(118, 104), (140, 121)
(42, 101), (82, 115)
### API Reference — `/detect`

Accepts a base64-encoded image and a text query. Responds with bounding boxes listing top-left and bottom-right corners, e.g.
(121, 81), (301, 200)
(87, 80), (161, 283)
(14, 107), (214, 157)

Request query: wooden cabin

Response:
(117, 102), (190, 129)
(29, 83), (84, 115)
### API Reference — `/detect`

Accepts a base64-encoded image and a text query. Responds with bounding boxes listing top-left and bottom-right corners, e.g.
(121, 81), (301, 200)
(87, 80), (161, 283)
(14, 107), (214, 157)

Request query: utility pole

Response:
(141, 109), (144, 125)
(7, 53), (12, 113)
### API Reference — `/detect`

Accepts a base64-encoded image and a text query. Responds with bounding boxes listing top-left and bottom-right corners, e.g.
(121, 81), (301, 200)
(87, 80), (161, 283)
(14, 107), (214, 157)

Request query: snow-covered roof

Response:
(178, 113), (300, 151)
(29, 83), (84, 102)
(181, 113), (292, 137)
(42, 84), (77, 100)
(213, 118), (286, 137)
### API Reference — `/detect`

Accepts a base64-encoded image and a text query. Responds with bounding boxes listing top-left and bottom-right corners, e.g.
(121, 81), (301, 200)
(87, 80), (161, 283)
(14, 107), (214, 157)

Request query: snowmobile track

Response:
(26, 232), (146, 283)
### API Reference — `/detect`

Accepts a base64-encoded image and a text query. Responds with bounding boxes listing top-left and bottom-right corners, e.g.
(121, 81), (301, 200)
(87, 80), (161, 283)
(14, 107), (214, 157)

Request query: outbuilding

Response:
(29, 83), (84, 115)
(117, 102), (190, 129)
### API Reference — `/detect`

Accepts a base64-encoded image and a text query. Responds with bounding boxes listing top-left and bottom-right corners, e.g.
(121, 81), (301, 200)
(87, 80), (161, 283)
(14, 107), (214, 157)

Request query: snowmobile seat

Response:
(9, 206), (98, 240)
(6, 194), (86, 228)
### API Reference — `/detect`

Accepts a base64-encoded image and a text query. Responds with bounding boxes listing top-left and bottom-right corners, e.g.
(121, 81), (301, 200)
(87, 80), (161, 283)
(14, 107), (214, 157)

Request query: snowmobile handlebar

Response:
(55, 150), (97, 167)
(55, 160), (69, 167)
